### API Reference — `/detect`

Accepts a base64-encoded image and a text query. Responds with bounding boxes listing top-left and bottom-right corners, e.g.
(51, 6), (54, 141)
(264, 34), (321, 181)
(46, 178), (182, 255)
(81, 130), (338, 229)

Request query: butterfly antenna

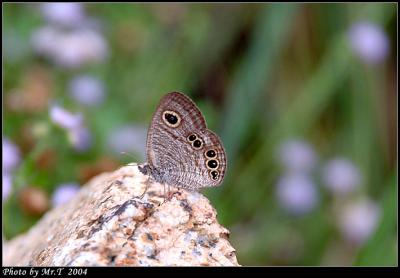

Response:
(120, 151), (141, 167)
(120, 151), (138, 160)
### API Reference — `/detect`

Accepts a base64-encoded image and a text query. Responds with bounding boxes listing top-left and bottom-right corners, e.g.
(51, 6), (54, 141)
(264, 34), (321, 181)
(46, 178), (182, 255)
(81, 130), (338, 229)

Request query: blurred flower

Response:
(54, 29), (108, 68)
(49, 104), (92, 152)
(19, 187), (49, 216)
(69, 75), (105, 106)
(6, 66), (53, 113)
(67, 127), (92, 152)
(3, 138), (21, 173)
(31, 25), (60, 56)
(40, 3), (86, 28)
(2, 138), (19, 202)
(278, 139), (317, 173)
(348, 21), (390, 64)
(51, 183), (80, 207)
(322, 158), (361, 195)
(107, 125), (148, 160)
(276, 173), (318, 215)
(49, 104), (83, 130)
(3, 174), (12, 201)
(338, 199), (381, 245)
(32, 27), (108, 69)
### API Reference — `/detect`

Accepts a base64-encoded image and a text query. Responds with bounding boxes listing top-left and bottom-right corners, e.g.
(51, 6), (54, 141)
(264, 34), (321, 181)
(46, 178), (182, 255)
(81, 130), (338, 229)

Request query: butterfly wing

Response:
(146, 92), (226, 189)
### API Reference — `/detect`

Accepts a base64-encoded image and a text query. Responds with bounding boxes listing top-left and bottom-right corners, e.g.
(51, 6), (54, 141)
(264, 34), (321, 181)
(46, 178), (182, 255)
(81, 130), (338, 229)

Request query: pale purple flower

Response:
(49, 105), (83, 130)
(107, 125), (148, 160)
(338, 199), (381, 245)
(278, 139), (317, 173)
(3, 174), (12, 201)
(51, 183), (80, 207)
(3, 138), (21, 173)
(31, 25), (60, 57)
(32, 27), (108, 69)
(49, 105), (92, 152)
(40, 3), (86, 28)
(53, 29), (108, 68)
(276, 173), (318, 215)
(348, 21), (390, 64)
(322, 158), (361, 195)
(69, 75), (105, 106)
(68, 127), (92, 152)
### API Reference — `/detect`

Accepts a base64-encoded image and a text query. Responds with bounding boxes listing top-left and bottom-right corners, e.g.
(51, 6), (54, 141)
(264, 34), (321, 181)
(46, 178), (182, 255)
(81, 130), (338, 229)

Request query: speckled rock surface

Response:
(3, 164), (239, 266)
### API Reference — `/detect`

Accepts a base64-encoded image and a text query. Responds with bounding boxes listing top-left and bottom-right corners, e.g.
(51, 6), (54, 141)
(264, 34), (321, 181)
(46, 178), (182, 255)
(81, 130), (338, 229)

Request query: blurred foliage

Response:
(2, 3), (397, 266)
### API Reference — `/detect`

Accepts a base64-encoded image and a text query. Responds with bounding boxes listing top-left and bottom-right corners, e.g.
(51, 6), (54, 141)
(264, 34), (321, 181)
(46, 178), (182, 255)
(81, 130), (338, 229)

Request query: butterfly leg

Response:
(160, 183), (174, 204)
(161, 183), (167, 205)
(139, 176), (151, 199)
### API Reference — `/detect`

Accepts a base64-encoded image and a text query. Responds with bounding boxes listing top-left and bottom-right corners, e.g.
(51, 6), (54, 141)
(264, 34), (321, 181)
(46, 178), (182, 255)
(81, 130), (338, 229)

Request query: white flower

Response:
(40, 3), (86, 28)
(278, 139), (317, 174)
(68, 127), (92, 152)
(54, 29), (108, 68)
(2, 138), (21, 173)
(32, 27), (108, 69)
(3, 174), (12, 201)
(338, 199), (381, 245)
(49, 105), (83, 130)
(348, 21), (390, 64)
(276, 173), (318, 215)
(31, 25), (59, 57)
(322, 158), (361, 195)
(69, 75), (105, 106)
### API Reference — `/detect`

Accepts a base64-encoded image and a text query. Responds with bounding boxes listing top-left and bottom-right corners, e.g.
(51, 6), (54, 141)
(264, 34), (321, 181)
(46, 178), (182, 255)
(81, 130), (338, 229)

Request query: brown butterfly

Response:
(139, 92), (227, 192)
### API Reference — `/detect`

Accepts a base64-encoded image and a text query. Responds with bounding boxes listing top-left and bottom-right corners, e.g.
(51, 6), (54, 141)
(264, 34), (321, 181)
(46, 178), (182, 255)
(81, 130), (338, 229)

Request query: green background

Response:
(3, 3), (397, 266)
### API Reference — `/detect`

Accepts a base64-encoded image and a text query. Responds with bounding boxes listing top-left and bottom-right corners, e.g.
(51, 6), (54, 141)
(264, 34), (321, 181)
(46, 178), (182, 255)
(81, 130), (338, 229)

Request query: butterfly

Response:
(138, 92), (227, 195)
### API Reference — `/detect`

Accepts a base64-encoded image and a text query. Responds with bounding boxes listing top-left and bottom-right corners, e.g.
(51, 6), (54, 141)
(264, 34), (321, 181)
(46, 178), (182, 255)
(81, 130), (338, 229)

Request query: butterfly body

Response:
(140, 92), (227, 190)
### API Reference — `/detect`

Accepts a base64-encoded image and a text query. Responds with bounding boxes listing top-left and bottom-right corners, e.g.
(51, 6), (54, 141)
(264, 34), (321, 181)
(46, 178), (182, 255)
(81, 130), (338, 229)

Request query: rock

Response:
(3, 164), (239, 266)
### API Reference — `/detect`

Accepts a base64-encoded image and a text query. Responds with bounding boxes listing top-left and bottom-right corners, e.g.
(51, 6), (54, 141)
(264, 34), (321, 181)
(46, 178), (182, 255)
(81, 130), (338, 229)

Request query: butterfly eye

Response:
(206, 159), (219, 169)
(187, 134), (197, 142)
(162, 110), (181, 127)
(205, 149), (216, 158)
(192, 139), (203, 149)
(210, 170), (219, 181)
